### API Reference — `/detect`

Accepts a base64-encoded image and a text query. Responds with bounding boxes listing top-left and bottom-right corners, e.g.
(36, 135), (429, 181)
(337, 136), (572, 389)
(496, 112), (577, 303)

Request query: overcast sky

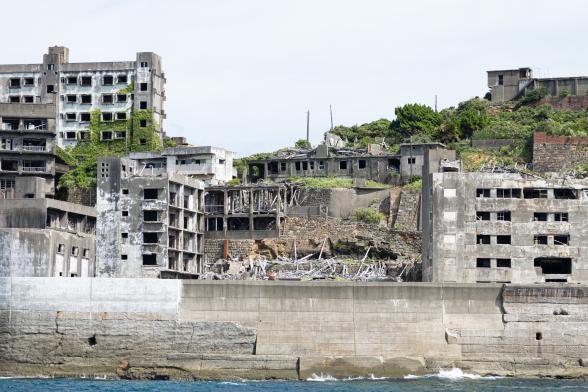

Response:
(2, 0), (587, 156)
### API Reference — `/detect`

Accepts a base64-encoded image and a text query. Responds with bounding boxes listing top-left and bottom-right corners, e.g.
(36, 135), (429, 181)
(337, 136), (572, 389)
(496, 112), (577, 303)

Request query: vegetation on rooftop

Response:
(287, 176), (389, 189)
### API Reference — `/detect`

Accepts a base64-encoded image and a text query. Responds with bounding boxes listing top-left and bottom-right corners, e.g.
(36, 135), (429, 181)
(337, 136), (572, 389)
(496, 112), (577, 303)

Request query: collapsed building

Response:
(0, 177), (96, 277)
(487, 67), (588, 107)
(422, 149), (588, 284)
(247, 142), (446, 184)
(96, 157), (205, 278)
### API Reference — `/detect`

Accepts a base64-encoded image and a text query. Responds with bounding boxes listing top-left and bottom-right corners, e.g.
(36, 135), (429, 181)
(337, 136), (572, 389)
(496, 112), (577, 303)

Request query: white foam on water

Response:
(307, 373), (338, 382)
(404, 367), (502, 380)
(220, 382), (243, 386)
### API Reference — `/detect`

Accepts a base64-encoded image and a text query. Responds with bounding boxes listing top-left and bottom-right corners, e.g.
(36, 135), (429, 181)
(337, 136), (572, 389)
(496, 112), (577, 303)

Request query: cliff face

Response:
(2, 278), (588, 379)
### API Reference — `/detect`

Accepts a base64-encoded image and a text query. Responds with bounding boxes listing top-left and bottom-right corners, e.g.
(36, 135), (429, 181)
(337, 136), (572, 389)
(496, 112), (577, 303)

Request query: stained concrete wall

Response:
(3, 278), (588, 379)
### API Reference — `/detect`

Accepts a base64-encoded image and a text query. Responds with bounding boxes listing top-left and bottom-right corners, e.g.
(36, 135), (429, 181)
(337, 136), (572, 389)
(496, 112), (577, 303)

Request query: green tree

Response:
(392, 103), (441, 138)
(294, 139), (311, 149)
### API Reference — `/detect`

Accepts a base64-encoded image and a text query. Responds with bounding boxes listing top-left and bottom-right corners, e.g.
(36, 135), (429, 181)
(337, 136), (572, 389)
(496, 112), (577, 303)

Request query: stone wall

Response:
(530, 95), (588, 112)
(533, 132), (588, 172)
(3, 278), (588, 379)
(66, 187), (97, 207)
(393, 189), (420, 231)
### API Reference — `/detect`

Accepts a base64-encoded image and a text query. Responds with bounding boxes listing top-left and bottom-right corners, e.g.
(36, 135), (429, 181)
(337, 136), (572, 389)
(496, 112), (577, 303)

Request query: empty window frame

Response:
(534, 212), (548, 222)
(65, 131), (77, 140)
(143, 232), (159, 244)
(143, 210), (158, 222)
(534, 235), (548, 245)
(476, 188), (491, 198)
(9, 78), (20, 88)
(66, 76), (77, 85)
(122, 210), (129, 216)
(476, 235), (491, 245)
(142, 254), (157, 265)
(497, 235), (511, 244)
(358, 159), (366, 169)
(23, 96), (33, 103)
(140, 119), (148, 127)
(554, 212), (569, 222)
(319, 161), (325, 170)
(554, 188), (577, 199)
(339, 160), (348, 170)
(80, 76), (92, 86)
(78, 131), (90, 141)
(206, 217), (224, 231)
(46, 85), (54, 93)
(114, 131), (126, 139)
(65, 113), (76, 121)
(280, 162), (287, 171)
(57, 244), (65, 253)
(140, 83), (148, 91)
(71, 246), (79, 256)
(496, 211), (511, 221)
(9, 96), (19, 103)
(103, 75), (114, 85)
(140, 101), (147, 109)
(102, 94), (114, 104)
(101, 131), (113, 141)
(117, 94), (127, 103)
(295, 161), (301, 171)
(476, 258), (491, 268)
(116, 112), (127, 121)
(102, 112), (113, 121)
(497, 258), (512, 268)
(476, 211), (491, 221)
(554, 235), (569, 246)
(524, 188), (548, 199)
(66, 94), (77, 103)
(121, 232), (128, 239)
(117, 74), (128, 84)
(79, 112), (91, 122)
(80, 94), (92, 104)
(407, 157), (416, 164)
(143, 188), (159, 199)
(534, 257), (571, 274)
(302, 161), (308, 171)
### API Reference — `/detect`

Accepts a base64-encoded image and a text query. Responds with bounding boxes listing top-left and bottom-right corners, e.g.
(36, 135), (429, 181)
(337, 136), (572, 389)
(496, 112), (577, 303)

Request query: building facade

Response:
(422, 170), (588, 284)
(0, 181), (96, 278)
(96, 157), (205, 278)
(130, 145), (236, 185)
(0, 46), (165, 148)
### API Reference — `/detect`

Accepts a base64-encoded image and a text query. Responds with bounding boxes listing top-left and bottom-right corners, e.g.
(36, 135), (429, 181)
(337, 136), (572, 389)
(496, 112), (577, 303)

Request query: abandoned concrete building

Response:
(129, 145), (236, 185)
(247, 142), (445, 184)
(204, 184), (285, 241)
(96, 157), (205, 278)
(487, 67), (588, 103)
(0, 46), (165, 148)
(532, 132), (588, 173)
(0, 177), (96, 278)
(422, 166), (588, 284)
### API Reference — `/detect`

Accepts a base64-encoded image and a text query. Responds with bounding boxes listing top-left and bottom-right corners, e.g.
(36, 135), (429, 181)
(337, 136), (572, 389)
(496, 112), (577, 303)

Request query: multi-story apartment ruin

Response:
(247, 142), (445, 184)
(487, 67), (588, 103)
(130, 145), (236, 185)
(96, 157), (204, 278)
(422, 166), (588, 284)
(0, 177), (96, 277)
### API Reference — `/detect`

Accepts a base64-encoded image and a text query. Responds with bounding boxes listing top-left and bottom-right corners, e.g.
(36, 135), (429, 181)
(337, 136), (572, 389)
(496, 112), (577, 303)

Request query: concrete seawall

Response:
(1, 278), (587, 379)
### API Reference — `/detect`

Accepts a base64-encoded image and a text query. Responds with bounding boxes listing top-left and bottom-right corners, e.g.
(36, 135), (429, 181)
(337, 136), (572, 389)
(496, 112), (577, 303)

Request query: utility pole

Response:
(434, 95), (438, 113)
(306, 110), (310, 143)
(329, 104), (334, 131)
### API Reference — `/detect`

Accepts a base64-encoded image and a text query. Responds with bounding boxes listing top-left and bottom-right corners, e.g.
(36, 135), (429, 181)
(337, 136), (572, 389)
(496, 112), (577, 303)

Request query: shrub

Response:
(352, 208), (385, 224)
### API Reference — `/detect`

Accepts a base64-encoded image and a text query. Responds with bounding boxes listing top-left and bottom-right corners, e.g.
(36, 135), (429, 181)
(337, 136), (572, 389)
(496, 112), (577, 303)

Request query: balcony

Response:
(22, 145), (47, 152)
(22, 166), (47, 173)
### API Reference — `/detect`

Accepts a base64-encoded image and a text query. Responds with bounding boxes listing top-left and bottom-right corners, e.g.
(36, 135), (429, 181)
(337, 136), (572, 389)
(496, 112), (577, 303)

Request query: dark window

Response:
(116, 112), (127, 121)
(65, 113), (76, 121)
(9, 78), (20, 88)
(524, 188), (548, 199)
(476, 189), (491, 198)
(143, 232), (159, 243)
(554, 188), (577, 199)
(144, 189), (159, 199)
(534, 235), (548, 245)
(534, 212), (548, 222)
(121, 254), (128, 260)
(302, 161), (308, 170)
(81, 76), (92, 86)
(498, 74), (504, 85)
(536, 332), (542, 341)
(144, 210), (158, 222)
(117, 74), (128, 84)
(319, 161), (324, 170)
(280, 162), (287, 171)
(66, 76), (77, 84)
(534, 257), (571, 274)
(81, 94), (92, 104)
(102, 112), (113, 121)
(102, 94), (113, 104)
(140, 101), (147, 109)
(140, 83), (148, 91)
(496, 211), (511, 221)
(497, 258), (511, 268)
(46, 85), (54, 93)
(295, 161), (301, 171)
(9, 96), (19, 103)
(122, 189), (129, 195)
(408, 157), (416, 164)
(339, 160), (348, 170)
(358, 159), (366, 169)
(66, 94), (76, 103)
(103, 75), (114, 85)
(121, 233), (128, 239)
(476, 235), (491, 245)
(476, 211), (490, 221)
(142, 254), (157, 265)
(122, 210), (129, 216)
(140, 119), (148, 127)
(140, 138), (147, 145)
(117, 94), (127, 103)
(476, 258), (491, 268)
(80, 112), (91, 122)
(23, 96), (34, 103)
(497, 235), (511, 244)
(554, 235), (569, 246)
(554, 213), (568, 222)
(101, 131), (112, 141)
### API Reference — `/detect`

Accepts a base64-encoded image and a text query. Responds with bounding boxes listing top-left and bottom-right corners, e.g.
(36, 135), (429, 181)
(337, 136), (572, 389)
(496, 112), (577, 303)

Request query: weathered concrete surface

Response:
(2, 278), (588, 379)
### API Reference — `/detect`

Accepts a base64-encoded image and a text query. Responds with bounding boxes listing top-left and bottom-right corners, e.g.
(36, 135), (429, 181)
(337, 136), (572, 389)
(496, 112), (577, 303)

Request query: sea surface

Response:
(1, 369), (587, 391)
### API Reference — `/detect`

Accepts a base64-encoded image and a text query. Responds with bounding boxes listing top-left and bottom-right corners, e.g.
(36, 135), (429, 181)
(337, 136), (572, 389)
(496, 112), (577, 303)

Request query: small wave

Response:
(307, 373), (338, 382)
(220, 381), (243, 386)
(405, 368), (502, 380)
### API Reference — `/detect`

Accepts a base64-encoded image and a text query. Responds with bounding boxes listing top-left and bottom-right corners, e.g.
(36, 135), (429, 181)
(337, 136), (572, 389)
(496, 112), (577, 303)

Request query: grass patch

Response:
(352, 208), (386, 224)
(288, 176), (389, 188)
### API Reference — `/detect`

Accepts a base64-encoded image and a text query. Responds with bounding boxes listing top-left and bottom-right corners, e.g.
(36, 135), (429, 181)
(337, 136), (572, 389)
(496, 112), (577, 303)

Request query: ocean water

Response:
(1, 369), (587, 392)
